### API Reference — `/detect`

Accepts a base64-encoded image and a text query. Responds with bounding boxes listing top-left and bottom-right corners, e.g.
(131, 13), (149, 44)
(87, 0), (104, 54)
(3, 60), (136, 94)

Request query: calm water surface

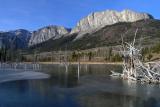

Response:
(0, 64), (160, 107)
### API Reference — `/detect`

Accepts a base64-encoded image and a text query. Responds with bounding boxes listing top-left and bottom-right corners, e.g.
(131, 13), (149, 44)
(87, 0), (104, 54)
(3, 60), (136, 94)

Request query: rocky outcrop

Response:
(71, 9), (153, 34)
(29, 26), (70, 46)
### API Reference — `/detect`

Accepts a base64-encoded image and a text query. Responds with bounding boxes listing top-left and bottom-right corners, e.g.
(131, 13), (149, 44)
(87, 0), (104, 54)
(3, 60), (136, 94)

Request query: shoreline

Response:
(37, 62), (123, 65)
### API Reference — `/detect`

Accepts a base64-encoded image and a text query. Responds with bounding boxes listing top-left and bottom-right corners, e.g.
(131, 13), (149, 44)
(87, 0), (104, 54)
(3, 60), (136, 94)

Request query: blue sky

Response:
(0, 0), (159, 31)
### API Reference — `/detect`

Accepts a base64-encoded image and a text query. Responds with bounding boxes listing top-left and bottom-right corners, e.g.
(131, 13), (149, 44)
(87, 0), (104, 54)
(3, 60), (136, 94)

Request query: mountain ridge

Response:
(71, 9), (153, 34)
(0, 29), (31, 49)
(28, 25), (70, 46)
(29, 19), (160, 52)
(0, 9), (156, 50)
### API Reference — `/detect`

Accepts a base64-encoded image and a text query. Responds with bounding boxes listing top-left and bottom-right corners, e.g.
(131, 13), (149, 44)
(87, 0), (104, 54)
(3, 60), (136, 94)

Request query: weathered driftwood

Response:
(111, 29), (160, 83)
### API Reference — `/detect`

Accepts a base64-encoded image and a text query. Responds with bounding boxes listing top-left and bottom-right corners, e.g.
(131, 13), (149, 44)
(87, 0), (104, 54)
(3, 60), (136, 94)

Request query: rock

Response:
(71, 9), (153, 34)
(29, 25), (70, 46)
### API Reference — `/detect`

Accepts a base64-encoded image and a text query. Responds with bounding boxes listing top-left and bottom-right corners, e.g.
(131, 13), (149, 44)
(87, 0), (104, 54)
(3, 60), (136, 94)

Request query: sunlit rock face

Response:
(71, 9), (153, 34)
(29, 26), (70, 46)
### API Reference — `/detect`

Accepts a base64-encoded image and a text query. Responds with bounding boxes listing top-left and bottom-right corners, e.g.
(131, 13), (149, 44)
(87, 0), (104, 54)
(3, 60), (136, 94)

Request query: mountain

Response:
(71, 9), (153, 35)
(28, 25), (70, 46)
(0, 29), (31, 49)
(29, 9), (153, 47)
(30, 19), (160, 52)
(0, 9), (157, 53)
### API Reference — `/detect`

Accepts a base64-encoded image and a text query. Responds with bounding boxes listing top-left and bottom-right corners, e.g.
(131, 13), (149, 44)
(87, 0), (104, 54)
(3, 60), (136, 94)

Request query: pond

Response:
(0, 64), (160, 107)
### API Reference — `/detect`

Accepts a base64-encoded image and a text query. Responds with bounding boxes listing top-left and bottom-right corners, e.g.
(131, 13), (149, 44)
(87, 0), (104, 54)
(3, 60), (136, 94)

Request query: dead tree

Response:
(111, 28), (160, 83)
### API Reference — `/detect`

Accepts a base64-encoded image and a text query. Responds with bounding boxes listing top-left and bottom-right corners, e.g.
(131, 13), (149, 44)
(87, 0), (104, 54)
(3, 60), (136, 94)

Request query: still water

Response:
(0, 64), (160, 107)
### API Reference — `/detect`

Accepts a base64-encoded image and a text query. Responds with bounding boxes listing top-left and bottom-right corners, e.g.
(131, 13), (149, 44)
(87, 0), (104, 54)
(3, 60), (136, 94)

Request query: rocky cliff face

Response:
(71, 9), (153, 34)
(0, 29), (31, 49)
(29, 26), (70, 46)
